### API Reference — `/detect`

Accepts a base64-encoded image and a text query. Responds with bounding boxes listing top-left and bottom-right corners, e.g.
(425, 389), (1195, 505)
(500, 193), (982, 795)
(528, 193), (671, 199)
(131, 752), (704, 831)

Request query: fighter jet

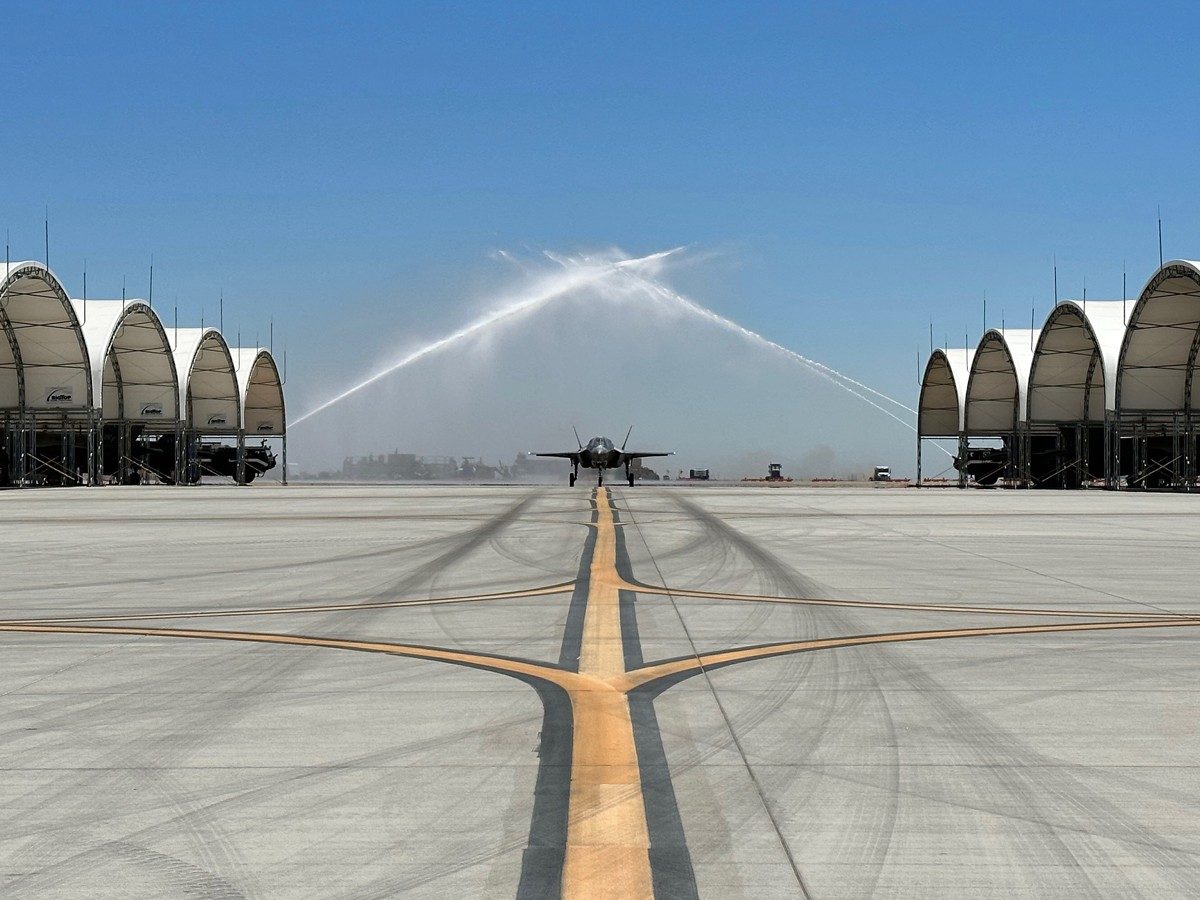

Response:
(536, 427), (672, 486)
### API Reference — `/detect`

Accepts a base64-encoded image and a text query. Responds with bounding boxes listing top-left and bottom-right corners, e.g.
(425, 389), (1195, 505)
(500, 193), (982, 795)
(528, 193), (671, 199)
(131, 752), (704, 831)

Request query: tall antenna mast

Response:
(1158, 207), (1164, 268)
(122, 275), (126, 304)
(174, 303), (178, 349)
(219, 291), (224, 333)
(1053, 256), (1058, 304)
(43, 206), (49, 269)
(983, 291), (987, 333)
(82, 259), (87, 324)
(270, 318), (274, 355)
(148, 255), (154, 309)
(929, 319), (933, 355)
(1123, 262), (1127, 321)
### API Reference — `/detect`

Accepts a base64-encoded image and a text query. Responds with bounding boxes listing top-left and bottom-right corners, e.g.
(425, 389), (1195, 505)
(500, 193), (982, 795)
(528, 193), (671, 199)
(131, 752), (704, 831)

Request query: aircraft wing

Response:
(623, 451), (673, 459)
(534, 452), (581, 460)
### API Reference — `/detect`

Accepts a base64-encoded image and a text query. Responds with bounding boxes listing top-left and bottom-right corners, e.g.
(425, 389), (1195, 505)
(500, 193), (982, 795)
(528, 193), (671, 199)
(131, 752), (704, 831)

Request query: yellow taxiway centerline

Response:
(0, 622), (581, 685)
(562, 486), (654, 899)
(615, 617), (1200, 692)
(0, 582), (576, 626)
(617, 581), (1192, 620)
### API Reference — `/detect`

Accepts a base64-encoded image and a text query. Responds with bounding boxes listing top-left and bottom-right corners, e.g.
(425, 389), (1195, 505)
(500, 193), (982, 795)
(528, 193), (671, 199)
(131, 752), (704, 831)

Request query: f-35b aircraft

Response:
(536, 427), (672, 486)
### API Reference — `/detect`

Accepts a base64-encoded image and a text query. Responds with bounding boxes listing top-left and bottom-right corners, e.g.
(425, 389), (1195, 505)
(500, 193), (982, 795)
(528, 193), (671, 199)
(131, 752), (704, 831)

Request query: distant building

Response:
(338, 451), (510, 480)
(511, 452), (567, 479)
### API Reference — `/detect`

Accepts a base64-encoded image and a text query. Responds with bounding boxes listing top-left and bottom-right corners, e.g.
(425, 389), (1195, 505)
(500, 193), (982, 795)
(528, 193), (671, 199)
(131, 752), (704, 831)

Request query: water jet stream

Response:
(623, 272), (919, 432)
(610, 269), (955, 457)
(292, 247), (681, 426)
(293, 247), (948, 457)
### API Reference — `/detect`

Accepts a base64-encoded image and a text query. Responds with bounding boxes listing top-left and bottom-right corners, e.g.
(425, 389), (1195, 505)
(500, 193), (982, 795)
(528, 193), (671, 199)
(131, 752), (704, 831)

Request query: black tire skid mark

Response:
(648, 496), (1200, 895)
(614, 495), (782, 655)
(865, 637), (1200, 896)
(4, 493), (544, 895)
(511, 490), (601, 897)
(486, 512), (595, 581)
(6, 699), (548, 896)
(5, 839), (247, 899)
(1, 529), (465, 601)
(652, 491), (905, 896)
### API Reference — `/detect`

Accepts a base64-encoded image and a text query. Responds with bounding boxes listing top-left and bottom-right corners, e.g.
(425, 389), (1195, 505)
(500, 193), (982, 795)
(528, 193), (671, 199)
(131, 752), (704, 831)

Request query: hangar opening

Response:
(1027, 301), (1125, 488)
(0, 261), (94, 485)
(172, 327), (240, 483)
(916, 348), (972, 486)
(962, 329), (1037, 486)
(1116, 260), (1200, 489)
(234, 347), (285, 483)
(79, 300), (180, 484)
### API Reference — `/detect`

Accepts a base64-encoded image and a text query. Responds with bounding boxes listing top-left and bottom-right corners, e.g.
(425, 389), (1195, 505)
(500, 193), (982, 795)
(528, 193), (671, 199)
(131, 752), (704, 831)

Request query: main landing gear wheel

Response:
(597, 471), (604, 487)
(569, 472), (576, 487)
(628, 473), (635, 487)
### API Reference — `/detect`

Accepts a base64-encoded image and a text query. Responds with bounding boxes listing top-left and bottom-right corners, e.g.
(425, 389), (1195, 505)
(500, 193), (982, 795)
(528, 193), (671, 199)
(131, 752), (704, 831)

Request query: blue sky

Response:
(6, 2), (1199, 469)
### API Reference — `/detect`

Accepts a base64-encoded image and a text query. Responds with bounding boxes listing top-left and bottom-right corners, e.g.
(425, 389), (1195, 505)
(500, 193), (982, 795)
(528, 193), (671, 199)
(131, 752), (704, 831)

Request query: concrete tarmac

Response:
(1, 484), (1199, 898)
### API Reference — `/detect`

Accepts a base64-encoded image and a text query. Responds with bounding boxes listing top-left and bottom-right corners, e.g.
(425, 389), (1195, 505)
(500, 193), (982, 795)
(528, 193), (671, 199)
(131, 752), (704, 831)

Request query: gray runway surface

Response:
(1, 484), (1199, 898)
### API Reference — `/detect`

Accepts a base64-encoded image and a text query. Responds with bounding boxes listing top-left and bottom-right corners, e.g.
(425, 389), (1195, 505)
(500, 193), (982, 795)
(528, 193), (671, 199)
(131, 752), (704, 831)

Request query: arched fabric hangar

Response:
(234, 348), (285, 436)
(1118, 260), (1200, 414)
(0, 261), (94, 484)
(173, 327), (239, 434)
(962, 328), (1039, 485)
(76, 299), (180, 483)
(233, 346), (286, 483)
(1116, 260), (1200, 487)
(916, 347), (972, 485)
(1027, 301), (1126, 487)
(919, 348), (973, 436)
(172, 327), (239, 482)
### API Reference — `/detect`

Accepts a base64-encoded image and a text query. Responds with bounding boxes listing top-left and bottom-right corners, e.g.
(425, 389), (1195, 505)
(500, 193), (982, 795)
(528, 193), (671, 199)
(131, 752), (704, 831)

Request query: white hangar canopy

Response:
(1118, 260), (1200, 414)
(232, 348), (285, 437)
(964, 328), (1039, 435)
(918, 348), (974, 437)
(172, 328), (239, 433)
(1028, 301), (1128, 423)
(75, 300), (179, 424)
(0, 261), (91, 412)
